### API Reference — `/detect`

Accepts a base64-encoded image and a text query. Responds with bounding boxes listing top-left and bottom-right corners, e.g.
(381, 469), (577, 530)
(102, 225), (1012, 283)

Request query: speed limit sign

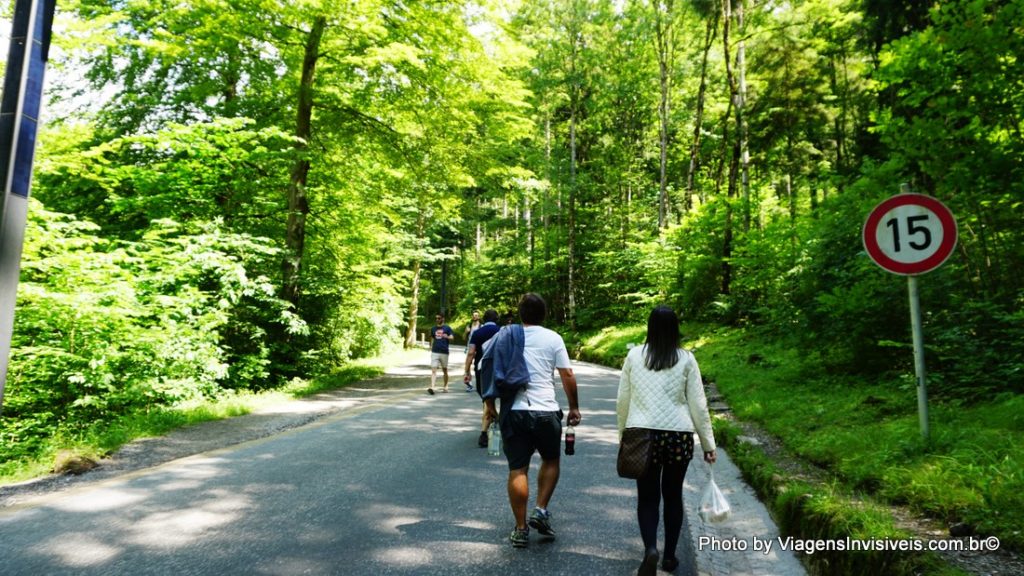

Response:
(863, 194), (957, 275)
(862, 191), (958, 443)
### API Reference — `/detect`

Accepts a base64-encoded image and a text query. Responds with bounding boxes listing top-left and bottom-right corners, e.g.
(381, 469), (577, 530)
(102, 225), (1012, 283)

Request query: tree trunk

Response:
(526, 201), (534, 271)
(787, 172), (796, 224)
(475, 215), (482, 257)
(618, 182), (626, 248)
(715, 0), (735, 197)
(736, 0), (751, 232)
(404, 211), (426, 348)
(721, 0), (738, 296)
(654, 0), (674, 229)
(568, 105), (578, 330)
(722, 202), (733, 296)
(566, 8), (583, 331)
(686, 10), (719, 210)
(404, 259), (422, 348)
(832, 45), (852, 190)
(281, 17), (326, 307)
(543, 113), (551, 290)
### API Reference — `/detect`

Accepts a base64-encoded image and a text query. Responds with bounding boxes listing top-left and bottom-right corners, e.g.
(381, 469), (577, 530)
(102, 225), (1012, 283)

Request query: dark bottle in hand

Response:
(564, 425), (575, 455)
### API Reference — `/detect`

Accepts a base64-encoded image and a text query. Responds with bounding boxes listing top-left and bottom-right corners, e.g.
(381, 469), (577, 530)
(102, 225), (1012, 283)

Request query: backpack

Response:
(480, 325), (530, 399)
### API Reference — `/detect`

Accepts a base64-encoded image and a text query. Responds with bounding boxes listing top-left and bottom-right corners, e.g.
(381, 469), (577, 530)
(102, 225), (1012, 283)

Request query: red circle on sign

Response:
(862, 194), (957, 275)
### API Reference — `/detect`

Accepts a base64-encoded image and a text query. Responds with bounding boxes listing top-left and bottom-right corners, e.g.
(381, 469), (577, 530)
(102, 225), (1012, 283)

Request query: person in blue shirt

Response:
(463, 309), (501, 445)
(427, 314), (455, 394)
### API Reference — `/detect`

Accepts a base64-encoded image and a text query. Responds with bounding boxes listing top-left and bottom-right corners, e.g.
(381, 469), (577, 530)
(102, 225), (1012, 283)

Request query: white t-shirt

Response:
(511, 325), (572, 412)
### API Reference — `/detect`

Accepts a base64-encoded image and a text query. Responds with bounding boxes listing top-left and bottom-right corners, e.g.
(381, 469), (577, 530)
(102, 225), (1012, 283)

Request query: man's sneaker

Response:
(528, 507), (555, 537)
(509, 526), (529, 548)
(478, 431), (488, 448)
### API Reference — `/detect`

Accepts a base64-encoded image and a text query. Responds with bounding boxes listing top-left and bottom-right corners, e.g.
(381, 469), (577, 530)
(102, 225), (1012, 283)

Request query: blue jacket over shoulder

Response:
(480, 324), (530, 400)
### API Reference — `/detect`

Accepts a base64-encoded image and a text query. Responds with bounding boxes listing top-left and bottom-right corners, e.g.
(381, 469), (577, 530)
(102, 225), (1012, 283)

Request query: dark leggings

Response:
(637, 431), (694, 559)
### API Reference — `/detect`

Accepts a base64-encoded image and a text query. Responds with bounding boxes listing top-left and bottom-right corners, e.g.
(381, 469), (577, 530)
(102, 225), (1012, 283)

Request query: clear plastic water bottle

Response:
(487, 423), (501, 456)
(564, 425), (575, 455)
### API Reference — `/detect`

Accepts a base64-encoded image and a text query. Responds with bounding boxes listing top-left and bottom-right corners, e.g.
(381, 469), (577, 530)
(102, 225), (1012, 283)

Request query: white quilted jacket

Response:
(616, 346), (716, 453)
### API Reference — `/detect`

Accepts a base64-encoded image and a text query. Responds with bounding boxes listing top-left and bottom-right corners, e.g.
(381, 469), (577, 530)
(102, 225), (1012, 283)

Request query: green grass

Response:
(0, 347), (422, 485)
(577, 322), (1020, 573)
(686, 326), (1024, 547)
(568, 324), (648, 367)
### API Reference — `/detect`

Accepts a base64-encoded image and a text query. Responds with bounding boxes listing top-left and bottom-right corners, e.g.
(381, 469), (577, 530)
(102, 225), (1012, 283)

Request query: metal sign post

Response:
(863, 188), (957, 443)
(907, 274), (929, 441)
(0, 0), (56, 412)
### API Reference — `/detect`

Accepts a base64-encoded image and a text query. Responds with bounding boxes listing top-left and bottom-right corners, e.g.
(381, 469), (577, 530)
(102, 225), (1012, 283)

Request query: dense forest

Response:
(1, 0), (1021, 482)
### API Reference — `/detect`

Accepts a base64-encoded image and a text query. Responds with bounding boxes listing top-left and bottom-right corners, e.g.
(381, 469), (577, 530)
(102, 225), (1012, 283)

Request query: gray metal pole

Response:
(0, 0), (55, 412)
(907, 274), (929, 442)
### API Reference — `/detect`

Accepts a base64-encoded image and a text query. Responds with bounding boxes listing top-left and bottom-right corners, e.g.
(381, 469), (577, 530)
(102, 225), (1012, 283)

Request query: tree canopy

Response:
(2, 0), (1022, 472)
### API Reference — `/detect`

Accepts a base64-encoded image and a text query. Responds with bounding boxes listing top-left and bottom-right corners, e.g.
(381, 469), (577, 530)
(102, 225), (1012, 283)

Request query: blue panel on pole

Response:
(1, 0), (50, 199)
(23, 44), (44, 121)
(32, 0), (45, 40)
(11, 117), (36, 198)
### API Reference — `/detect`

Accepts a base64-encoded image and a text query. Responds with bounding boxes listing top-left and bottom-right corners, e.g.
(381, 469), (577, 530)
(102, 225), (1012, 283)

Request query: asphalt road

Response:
(0, 351), (697, 576)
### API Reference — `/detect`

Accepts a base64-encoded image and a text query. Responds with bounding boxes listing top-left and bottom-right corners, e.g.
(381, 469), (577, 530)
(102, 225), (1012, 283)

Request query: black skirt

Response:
(650, 430), (694, 466)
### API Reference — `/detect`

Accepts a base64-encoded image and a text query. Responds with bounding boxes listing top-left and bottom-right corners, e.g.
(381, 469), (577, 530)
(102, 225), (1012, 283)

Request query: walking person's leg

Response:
(535, 457), (560, 510)
(504, 411), (534, 547)
(529, 412), (561, 537)
(479, 406), (491, 447)
(507, 466), (531, 548)
(428, 354), (438, 394)
(476, 368), (489, 447)
(659, 460), (687, 572)
(637, 466), (662, 551)
(508, 467), (530, 528)
(660, 433), (694, 572)
(636, 466), (663, 575)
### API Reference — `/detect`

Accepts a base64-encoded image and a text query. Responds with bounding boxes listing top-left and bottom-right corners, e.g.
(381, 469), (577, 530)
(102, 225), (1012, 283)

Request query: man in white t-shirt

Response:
(498, 293), (581, 549)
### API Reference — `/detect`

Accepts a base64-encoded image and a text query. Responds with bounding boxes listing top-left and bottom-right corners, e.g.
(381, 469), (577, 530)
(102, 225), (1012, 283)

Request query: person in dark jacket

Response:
(463, 309), (501, 446)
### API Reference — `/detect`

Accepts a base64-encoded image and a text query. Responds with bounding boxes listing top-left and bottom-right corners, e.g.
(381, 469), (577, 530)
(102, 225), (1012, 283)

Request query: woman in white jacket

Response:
(617, 306), (717, 575)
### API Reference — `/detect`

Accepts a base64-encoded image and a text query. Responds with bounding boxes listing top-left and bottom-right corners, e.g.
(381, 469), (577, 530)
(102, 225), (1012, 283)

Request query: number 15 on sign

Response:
(864, 194), (957, 276)
(863, 192), (958, 443)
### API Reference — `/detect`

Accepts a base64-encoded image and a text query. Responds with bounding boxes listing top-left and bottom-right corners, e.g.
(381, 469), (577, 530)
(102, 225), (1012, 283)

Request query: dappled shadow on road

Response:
(0, 354), (694, 575)
(0, 405), (648, 575)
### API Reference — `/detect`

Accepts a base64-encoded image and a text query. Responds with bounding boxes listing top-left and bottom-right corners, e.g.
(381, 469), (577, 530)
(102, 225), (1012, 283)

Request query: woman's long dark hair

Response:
(644, 305), (681, 371)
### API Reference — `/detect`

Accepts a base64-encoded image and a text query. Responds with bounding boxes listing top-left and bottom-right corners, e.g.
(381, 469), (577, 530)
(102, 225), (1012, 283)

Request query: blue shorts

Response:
(502, 410), (562, 470)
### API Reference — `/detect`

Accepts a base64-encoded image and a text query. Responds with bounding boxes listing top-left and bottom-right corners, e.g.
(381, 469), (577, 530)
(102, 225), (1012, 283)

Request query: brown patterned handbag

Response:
(617, 428), (652, 479)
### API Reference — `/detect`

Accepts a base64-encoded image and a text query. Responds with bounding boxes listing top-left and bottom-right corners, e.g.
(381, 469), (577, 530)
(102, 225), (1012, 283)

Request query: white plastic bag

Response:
(698, 467), (731, 522)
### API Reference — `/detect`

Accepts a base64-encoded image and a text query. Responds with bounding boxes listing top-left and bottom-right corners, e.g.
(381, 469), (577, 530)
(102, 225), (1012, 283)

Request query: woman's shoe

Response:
(637, 549), (659, 576)
(661, 556), (680, 572)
